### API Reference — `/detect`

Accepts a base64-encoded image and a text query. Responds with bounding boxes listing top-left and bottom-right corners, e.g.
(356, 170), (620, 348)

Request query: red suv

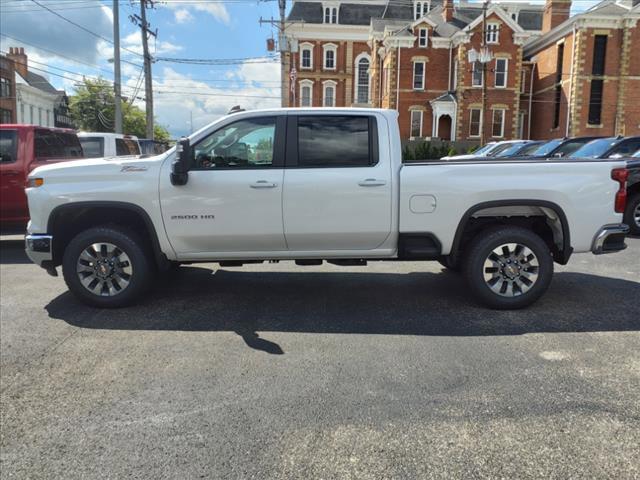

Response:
(0, 125), (84, 233)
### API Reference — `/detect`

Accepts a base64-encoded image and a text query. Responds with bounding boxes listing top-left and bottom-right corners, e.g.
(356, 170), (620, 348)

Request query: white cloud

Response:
(121, 31), (183, 56)
(135, 62), (281, 137)
(174, 9), (194, 24)
(161, 0), (230, 25)
(0, 2), (113, 64)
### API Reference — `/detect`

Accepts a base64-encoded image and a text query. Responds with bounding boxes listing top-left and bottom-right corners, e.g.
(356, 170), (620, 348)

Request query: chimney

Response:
(7, 47), (28, 78)
(542, 0), (571, 32)
(443, 0), (454, 22)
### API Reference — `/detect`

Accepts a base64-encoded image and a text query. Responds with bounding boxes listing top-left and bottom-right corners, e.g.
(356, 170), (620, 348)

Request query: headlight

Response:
(27, 178), (44, 188)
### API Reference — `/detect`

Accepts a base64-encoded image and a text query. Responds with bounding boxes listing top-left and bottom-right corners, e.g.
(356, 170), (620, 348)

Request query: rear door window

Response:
(608, 139), (640, 158)
(296, 116), (375, 167)
(0, 130), (18, 163)
(115, 138), (140, 156)
(79, 137), (104, 158)
(34, 130), (84, 159)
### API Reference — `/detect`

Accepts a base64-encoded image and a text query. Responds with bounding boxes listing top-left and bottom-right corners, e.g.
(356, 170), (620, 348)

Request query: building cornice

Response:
(287, 22), (370, 41)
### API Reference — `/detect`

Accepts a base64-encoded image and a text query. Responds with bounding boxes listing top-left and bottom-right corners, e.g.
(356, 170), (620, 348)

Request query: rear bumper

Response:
(591, 224), (629, 255)
(25, 234), (53, 267)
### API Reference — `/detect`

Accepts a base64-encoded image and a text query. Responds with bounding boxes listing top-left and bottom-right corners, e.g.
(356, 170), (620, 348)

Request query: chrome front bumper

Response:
(25, 234), (53, 267)
(591, 224), (629, 255)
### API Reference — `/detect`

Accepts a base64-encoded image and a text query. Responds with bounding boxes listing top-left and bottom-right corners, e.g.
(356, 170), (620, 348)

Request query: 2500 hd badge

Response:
(171, 214), (215, 220)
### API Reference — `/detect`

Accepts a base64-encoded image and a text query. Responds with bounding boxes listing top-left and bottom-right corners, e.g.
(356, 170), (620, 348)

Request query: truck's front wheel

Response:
(464, 226), (553, 309)
(62, 226), (152, 308)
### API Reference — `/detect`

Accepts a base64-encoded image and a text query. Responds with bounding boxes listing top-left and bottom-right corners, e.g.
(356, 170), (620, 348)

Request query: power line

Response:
(27, 0), (144, 58)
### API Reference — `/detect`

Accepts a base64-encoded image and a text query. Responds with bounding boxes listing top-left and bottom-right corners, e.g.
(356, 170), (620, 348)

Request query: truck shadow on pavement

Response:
(0, 240), (31, 264)
(45, 266), (640, 354)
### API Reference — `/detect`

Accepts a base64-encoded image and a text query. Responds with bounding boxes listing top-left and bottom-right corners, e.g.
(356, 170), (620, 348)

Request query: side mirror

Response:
(171, 137), (191, 186)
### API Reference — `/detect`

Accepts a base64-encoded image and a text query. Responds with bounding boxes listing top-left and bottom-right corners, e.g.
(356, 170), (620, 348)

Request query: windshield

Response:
(487, 143), (517, 156)
(494, 142), (530, 157)
(568, 137), (617, 158)
(34, 130), (84, 159)
(517, 142), (544, 156)
(79, 137), (105, 158)
(531, 139), (562, 156)
(470, 143), (496, 156)
(554, 139), (595, 156)
(633, 149), (640, 158)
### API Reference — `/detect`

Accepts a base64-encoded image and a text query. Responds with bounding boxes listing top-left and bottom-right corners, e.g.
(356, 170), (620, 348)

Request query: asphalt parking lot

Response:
(1, 237), (639, 479)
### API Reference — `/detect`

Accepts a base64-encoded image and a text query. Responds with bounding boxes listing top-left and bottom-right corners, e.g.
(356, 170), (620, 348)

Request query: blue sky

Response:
(0, 0), (599, 137)
(0, 0), (283, 137)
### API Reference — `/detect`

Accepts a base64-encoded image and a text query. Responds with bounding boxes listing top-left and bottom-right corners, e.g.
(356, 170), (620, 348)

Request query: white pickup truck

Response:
(25, 108), (630, 309)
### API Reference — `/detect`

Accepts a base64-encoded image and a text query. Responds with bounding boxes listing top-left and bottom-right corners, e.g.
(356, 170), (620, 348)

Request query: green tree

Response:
(69, 78), (170, 141)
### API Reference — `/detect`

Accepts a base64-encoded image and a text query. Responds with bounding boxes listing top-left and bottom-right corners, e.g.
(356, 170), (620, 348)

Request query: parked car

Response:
(624, 152), (640, 235)
(523, 136), (602, 158)
(24, 109), (629, 309)
(0, 125), (83, 233)
(441, 140), (527, 160)
(567, 136), (640, 160)
(78, 132), (141, 158)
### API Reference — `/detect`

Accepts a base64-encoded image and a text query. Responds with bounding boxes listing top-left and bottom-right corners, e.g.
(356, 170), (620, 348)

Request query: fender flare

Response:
(47, 201), (167, 266)
(450, 199), (573, 264)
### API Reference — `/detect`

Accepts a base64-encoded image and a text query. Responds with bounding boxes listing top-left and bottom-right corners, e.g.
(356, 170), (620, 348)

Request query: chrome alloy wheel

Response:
(483, 243), (539, 297)
(634, 202), (640, 229)
(76, 243), (133, 296)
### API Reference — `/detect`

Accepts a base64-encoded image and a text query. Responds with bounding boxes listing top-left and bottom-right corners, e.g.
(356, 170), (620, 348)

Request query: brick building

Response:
(523, 0), (640, 139)
(284, 0), (544, 142)
(0, 54), (17, 124)
(283, 0), (640, 143)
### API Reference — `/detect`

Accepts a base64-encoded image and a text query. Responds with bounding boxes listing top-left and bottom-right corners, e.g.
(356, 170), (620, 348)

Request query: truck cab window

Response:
(0, 130), (18, 163)
(193, 117), (276, 169)
(79, 137), (104, 158)
(34, 130), (83, 159)
(297, 116), (373, 167)
(116, 138), (140, 156)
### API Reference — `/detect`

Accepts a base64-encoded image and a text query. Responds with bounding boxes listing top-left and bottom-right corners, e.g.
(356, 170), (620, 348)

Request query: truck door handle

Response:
(358, 178), (387, 187)
(250, 180), (277, 189)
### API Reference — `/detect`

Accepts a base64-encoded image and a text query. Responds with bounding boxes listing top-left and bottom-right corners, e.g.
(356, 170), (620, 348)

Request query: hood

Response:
(29, 154), (165, 178)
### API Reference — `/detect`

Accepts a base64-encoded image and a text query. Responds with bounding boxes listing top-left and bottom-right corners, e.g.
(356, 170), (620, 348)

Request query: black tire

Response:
(62, 226), (153, 308)
(463, 226), (554, 310)
(437, 255), (462, 272)
(624, 192), (640, 236)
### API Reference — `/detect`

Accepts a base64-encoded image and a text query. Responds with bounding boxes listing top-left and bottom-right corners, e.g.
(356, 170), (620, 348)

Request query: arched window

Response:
(323, 80), (337, 107)
(355, 55), (370, 104)
(300, 80), (313, 107)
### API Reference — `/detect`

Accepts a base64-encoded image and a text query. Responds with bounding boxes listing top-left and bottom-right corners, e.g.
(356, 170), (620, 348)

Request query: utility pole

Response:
(481, 0), (488, 145)
(260, 0), (289, 107)
(279, 0), (288, 107)
(113, 0), (122, 133)
(132, 1), (156, 140)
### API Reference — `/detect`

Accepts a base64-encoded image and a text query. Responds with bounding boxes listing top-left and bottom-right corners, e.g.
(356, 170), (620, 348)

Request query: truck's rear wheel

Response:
(62, 226), (152, 308)
(624, 192), (640, 236)
(464, 226), (553, 309)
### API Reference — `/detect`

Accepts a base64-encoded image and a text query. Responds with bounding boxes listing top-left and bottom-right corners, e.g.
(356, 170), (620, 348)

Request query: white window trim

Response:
(520, 69), (526, 93)
(495, 58), (508, 88)
(354, 52), (371, 105)
(323, 43), (337, 71)
(299, 42), (313, 70)
(472, 62), (483, 87)
(413, 61), (425, 90)
(299, 79), (313, 107)
(486, 23), (500, 44)
(323, 4), (339, 24)
(414, 1), (427, 20)
(469, 108), (482, 138)
(410, 110), (423, 139)
(492, 108), (506, 138)
(418, 28), (428, 48)
(322, 80), (337, 107)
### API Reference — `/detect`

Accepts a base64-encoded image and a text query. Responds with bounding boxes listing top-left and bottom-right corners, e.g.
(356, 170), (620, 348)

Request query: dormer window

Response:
(324, 6), (338, 23)
(418, 28), (428, 47)
(486, 23), (499, 44)
(413, 1), (429, 20)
